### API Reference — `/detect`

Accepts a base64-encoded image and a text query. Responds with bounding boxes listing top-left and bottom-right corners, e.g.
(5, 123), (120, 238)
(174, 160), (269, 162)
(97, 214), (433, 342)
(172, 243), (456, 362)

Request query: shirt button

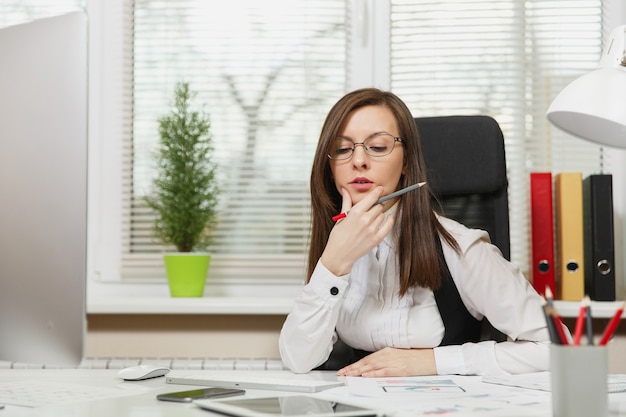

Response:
(330, 287), (339, 296)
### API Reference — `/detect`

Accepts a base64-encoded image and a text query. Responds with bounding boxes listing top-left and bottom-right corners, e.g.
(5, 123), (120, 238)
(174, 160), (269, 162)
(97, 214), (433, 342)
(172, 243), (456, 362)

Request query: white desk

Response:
(0, 369), (248, 417)
(2, 369), (626, 416)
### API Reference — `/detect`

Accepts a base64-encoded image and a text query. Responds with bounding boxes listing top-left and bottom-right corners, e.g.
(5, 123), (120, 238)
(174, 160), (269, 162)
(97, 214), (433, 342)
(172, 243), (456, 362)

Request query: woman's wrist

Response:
(320, 252), (353, 276)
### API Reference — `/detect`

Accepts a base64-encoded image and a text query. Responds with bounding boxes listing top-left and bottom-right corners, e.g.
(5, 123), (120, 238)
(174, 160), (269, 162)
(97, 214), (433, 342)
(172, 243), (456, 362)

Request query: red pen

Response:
(599, 301), (625, 346)
(332, 212), (347, 222)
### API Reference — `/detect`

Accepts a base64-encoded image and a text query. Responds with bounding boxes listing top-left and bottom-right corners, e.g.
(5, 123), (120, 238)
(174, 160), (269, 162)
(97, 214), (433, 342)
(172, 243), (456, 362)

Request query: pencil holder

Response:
(550, 345), (608, 417)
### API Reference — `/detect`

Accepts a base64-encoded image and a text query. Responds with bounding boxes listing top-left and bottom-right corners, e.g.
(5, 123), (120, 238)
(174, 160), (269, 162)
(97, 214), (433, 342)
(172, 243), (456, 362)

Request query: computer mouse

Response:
(117, 364), (171, 381)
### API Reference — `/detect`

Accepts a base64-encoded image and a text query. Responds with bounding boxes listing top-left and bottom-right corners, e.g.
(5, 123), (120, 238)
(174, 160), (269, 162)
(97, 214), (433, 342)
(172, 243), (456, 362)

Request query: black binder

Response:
(583, 174), (615, 301)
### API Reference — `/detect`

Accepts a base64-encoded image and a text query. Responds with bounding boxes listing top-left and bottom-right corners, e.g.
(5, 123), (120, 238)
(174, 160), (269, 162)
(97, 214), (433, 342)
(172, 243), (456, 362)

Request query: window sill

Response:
(87, 295), (295, 315)
(86, 280), (624, 318)
(87, 279), (302, 315)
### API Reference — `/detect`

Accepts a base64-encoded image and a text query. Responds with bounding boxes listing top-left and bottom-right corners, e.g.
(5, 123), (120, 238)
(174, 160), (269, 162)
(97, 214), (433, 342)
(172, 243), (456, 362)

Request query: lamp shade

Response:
(547, 25), (626, 148)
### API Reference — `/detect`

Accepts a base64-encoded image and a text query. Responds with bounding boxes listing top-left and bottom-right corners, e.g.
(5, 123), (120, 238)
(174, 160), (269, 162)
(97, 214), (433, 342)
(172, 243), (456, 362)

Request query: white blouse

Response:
(279, 212), (559, 376)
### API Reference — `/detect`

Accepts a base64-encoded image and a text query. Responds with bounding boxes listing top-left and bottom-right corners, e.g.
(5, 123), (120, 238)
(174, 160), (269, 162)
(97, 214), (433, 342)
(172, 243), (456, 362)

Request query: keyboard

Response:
(0, 357), (288, 371)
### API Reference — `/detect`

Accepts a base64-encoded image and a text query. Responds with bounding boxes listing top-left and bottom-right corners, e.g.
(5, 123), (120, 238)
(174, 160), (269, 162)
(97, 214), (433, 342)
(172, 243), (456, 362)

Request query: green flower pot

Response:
(163, 253), (211, 297)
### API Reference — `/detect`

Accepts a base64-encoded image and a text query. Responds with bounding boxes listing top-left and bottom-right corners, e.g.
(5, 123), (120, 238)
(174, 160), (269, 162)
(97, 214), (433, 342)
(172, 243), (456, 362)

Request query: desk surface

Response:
(2, 369), (626, 416)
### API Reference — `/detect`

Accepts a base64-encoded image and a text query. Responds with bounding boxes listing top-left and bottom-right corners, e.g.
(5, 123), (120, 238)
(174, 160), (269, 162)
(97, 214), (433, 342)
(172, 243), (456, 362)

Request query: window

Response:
(123, 0), (613, 284)
(124, 0), (347, 283)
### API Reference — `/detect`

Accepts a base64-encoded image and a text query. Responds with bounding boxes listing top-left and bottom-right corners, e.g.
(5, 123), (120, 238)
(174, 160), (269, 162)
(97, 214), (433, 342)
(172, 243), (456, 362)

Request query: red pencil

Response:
(552, 311), (569, 346)
(573, 296), (590, 346)
(599, 301), (626, 346)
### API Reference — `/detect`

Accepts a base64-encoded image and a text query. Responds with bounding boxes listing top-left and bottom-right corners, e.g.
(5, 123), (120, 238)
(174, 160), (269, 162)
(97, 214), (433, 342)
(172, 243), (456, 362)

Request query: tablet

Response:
(193, 395), (382, 417)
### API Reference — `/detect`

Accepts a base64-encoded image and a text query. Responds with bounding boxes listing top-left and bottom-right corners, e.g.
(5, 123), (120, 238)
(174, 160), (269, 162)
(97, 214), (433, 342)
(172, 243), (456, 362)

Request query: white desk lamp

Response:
(547, 25), (626, 148)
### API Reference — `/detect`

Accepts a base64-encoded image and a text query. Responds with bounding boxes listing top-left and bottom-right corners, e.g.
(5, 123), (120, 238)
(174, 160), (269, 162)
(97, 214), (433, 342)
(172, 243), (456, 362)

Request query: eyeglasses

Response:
(327, 133), (403, 160)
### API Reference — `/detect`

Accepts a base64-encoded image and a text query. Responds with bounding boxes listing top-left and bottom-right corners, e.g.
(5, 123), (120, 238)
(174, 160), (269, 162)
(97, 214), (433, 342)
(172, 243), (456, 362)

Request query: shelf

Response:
(554, 300), (625, 319)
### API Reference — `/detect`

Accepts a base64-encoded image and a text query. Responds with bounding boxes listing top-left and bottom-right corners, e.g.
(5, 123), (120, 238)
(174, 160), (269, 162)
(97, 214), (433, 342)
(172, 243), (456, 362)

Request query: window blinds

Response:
(389, 0), (609, 271)
(124, 0), (347, 281)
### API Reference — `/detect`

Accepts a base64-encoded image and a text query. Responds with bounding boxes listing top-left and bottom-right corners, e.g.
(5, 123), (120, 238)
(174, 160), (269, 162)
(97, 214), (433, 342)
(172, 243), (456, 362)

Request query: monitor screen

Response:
(0, 11), (87, 367)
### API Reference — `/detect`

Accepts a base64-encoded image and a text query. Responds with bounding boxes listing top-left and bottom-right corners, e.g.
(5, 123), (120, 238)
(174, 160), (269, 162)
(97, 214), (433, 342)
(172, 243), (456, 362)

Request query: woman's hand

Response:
(337, 347), (437, 377)
(320, 187), (394, 276)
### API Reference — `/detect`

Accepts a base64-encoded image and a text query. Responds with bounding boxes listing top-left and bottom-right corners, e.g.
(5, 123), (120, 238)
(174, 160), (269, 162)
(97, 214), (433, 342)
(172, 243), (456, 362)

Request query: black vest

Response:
(315, 237), (485, 371)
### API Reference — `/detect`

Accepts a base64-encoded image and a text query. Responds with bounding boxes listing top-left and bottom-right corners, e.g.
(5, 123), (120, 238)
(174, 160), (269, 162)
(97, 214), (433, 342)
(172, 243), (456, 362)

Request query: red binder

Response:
(530, 173), (555, 297)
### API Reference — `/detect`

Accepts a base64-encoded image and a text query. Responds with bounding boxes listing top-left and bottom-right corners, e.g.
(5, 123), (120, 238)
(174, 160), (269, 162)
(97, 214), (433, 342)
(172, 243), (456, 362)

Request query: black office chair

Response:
(416, 115), (509, 342)
(416, 115), (510, 261)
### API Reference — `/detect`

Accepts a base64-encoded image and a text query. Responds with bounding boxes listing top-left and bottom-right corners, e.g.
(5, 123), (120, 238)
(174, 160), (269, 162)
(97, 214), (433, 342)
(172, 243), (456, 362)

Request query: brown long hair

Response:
(308, 88), (459, 295)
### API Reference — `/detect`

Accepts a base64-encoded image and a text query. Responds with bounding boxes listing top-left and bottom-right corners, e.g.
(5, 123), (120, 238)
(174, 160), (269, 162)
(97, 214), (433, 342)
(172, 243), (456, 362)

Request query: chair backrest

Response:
(416, 115), (510, 260)
(416, 115), (510, 342)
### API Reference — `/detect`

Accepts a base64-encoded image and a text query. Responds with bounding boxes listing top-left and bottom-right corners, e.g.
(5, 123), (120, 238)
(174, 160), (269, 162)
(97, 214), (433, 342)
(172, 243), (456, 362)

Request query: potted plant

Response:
(144, 81), (220, 297)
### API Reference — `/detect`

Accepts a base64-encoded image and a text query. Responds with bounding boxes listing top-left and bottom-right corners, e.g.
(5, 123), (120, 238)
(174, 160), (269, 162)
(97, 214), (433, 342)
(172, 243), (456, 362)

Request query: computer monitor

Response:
(0, 11), (87, 367)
